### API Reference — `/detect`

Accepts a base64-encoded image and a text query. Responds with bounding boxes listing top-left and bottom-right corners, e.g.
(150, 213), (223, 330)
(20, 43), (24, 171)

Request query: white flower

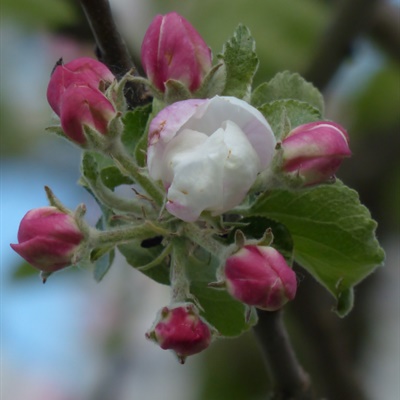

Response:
(147, 96), (276, 222)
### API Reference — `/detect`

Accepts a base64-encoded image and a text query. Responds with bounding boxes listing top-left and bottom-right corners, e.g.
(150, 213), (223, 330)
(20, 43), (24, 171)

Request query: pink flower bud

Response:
(146, 303), (212, 363)
(47, 57), (115, 115)
(141, 12), (212, 92)
(281, 121), (351, 186)
(59, 85), (117, 145)
(224, 245), (297, 311)
(10, 207), (84, 273)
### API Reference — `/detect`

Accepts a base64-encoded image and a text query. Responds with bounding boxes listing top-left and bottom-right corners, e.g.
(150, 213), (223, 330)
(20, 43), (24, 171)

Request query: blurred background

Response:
(1, 0), (399, 399)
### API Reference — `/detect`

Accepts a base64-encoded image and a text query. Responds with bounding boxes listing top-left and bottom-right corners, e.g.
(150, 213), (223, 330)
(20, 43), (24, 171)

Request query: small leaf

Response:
(258, 99), (321, 139)
(217, 24), (258, 101)
(335, 287), (354, 317)
(118, 240), (170, 285)
(81, 152), (99, 182)
(252, 71), (324, 114)
(81, 151), (114, 183)
(246, 181), (385, 315)
(100, 166), (134, 191)
(121, 104), (152, 166)
(191, 282), (258, 337)
(93, 248), (115, 282)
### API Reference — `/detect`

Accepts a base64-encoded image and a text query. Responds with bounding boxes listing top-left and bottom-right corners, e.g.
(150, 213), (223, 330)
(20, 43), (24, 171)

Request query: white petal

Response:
(165, 121), (260, 221)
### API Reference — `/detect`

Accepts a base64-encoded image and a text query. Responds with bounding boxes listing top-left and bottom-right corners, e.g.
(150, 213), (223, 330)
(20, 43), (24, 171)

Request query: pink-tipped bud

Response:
(59, 85), (117, 145)
(281, 121), (351, 186)
(10, 207), (84, 273)
(224, 245), (297, 311)
(47, 57), (115, 115)
(141, 12), (212, 92)
(146, 303), (212, 363)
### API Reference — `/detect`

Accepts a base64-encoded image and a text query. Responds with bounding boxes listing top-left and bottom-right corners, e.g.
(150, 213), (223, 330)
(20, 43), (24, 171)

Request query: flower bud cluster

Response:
(47, 58), (117, 145)
(11, 11), (356, 366)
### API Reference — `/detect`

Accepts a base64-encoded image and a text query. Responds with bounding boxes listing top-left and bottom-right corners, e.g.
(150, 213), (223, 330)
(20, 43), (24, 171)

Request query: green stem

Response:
(84, 176), (154, 216)
(170, 238), (192, 303)
(109, 142), (165, 207)
(183, 223), (228, 258)
(91, 220), (170, 248)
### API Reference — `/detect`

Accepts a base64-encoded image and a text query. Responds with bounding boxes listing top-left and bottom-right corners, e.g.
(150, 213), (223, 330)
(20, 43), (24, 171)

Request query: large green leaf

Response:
(218, 24), (258, 101)
(252, 71), (324, 114)
(245, 181), (385, 316)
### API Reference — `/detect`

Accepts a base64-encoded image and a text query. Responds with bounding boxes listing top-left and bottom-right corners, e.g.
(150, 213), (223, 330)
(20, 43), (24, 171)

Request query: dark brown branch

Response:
(303, 0), (381, 90)
(253, 310), (314, 400)
(368, 2), (400, 62)
(79, 0), (151, 108)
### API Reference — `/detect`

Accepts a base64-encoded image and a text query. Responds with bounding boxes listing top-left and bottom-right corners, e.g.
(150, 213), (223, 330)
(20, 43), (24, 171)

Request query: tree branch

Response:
(303, 0), (381, 90)
(253, 309), (314, 400)
(79, 0), (151, 108)
(368, 2), (400, 62)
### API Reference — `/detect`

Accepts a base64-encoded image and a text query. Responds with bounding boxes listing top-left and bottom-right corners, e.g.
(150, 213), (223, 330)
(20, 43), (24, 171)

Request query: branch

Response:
(368, 2), (400, 62)
(79, 0), (151, 108)
(253, 310), (314, 400)
(303, 0), (381, 90)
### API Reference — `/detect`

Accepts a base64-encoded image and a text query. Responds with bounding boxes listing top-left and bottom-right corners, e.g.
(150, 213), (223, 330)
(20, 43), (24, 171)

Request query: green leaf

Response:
(252, 71), (324, 114)
(258, 99), (321, 139)
(100, 166), (133, 191)
(81, 151), (114, 183)
(121, 104), (152, 166)
(93, 248), (115, 282)
(186, 248), (257, 337)
(218, 24), (258, 101)
(246, 181), (385, 316)
(118, 240), (170, 285)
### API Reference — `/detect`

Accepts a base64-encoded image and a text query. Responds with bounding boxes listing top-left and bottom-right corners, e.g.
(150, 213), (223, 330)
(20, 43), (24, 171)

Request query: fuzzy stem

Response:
(79, 0), (151, 108)
(170, 238), (192, 303)
(253, 309), (314, 399)
(109, 142), (165, 207)
(83, 176), (154, 216)
(183, 223), (228, 258)
(91, 220), (170, 247)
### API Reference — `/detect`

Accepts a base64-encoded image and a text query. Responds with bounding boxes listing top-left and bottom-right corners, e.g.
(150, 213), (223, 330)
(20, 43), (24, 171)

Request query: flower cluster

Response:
(10, 11), (357, 363)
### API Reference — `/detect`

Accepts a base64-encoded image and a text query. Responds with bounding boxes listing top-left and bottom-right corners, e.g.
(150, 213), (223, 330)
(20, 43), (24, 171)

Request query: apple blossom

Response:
(141, 12), (212, 92)
(147, 96), (276, 222)
(224, 245), (297, 311)
(281, 121), (351, 186)
(10, 207), (84, 273)
(146, 303), (212, 363)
